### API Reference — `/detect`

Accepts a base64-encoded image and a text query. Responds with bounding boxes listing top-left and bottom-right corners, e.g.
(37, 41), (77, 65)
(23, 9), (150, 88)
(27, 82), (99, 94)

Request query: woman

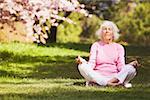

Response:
(76, 21), (139, 88)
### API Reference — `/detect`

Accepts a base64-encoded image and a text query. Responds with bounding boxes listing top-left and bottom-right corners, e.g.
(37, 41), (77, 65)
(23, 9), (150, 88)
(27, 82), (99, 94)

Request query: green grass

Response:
(0, 42), (150, 100)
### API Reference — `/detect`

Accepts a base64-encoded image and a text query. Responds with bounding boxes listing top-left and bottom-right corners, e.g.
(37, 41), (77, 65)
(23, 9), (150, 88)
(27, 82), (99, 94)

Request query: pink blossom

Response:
(0, 0), (89, 43)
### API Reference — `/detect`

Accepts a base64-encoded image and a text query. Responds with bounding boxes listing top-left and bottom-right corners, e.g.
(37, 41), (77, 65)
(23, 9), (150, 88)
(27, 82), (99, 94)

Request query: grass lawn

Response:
(0, 42), (149, 100)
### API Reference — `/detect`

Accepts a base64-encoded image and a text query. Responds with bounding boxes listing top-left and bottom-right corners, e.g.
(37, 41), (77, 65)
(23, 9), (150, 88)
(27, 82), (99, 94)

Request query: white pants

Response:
(78, 62), (136, 86)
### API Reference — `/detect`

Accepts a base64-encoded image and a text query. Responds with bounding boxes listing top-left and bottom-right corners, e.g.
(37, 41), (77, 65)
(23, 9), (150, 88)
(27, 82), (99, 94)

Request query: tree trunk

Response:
(47, 12), (71, 43)
(47, 26), (57, 43)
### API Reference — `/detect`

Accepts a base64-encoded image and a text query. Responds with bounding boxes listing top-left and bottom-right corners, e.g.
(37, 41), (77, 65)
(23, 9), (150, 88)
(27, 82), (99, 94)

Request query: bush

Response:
(113, 2), (150, 46)
(57, 12), (83, 43)
(80, 15), (102, 43)
(57, 12), (102, 43)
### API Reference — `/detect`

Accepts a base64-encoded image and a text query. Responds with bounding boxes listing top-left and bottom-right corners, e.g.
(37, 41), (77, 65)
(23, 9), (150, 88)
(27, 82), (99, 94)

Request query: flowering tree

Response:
(0, 0), (89, 44)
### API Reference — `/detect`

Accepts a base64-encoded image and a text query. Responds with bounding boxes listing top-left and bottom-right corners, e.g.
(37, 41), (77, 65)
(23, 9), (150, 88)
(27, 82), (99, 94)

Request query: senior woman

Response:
(76, 20), (139, 88)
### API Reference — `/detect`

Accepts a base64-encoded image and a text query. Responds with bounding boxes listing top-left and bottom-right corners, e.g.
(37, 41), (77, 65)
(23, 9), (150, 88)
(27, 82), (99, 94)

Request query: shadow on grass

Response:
(46, 43), (150, 56)
(46, 42), (91, 52)
(0, 50), (83, 79)
(28, 62), (82, 79)
(0, 50), (75, 63)
(0, 44), (149, 83)
(124, 45), (150, 56)
(0, 86), (149, 100)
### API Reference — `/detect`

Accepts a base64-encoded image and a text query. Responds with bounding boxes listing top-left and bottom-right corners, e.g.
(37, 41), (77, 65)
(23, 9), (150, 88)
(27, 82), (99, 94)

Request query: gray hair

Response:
(95, 20), (120, 40)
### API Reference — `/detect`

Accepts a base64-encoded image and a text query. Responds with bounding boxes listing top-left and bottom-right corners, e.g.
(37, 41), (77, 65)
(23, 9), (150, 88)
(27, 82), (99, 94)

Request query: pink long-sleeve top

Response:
(88, 41), (125, 76)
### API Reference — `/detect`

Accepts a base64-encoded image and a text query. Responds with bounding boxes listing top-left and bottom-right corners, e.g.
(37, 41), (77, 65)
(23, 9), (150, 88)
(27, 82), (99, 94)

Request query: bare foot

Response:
(107, 82), (120, 87)
(107, 78), (120, 87)
(108, 77), (119, 83)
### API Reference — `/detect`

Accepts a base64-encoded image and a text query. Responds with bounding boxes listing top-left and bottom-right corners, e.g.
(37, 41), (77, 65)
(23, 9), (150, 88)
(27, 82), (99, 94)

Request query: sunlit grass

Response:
(0, 42), (89, 57)
(0, 42), (149, 100)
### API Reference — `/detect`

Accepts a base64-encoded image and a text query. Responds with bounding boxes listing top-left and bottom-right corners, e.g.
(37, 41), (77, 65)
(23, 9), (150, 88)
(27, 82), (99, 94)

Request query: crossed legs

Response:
(107, 60), (139, 86)
(78, 60), (139, 87)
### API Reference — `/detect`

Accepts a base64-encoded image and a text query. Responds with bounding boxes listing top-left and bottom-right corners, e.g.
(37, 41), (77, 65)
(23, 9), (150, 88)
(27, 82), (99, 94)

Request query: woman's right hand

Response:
(75, 56), (82, 64)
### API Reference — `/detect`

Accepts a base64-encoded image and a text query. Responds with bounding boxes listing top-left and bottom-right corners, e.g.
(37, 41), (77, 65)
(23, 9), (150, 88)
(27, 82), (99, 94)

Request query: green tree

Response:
(57, 12), (83, 43)
(80, 15), (101, 42)
(113, 1), (150, 46)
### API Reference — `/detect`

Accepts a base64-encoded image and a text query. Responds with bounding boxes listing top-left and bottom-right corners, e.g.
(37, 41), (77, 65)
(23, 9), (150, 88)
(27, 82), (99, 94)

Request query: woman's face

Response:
(101, 26), (113, 41)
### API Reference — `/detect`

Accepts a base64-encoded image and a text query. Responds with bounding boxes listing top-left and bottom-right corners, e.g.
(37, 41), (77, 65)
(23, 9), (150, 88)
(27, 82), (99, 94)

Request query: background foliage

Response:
(110, 1), (150, 46)
(0, 0), (149, 45)
(57, 12), (83, 43)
